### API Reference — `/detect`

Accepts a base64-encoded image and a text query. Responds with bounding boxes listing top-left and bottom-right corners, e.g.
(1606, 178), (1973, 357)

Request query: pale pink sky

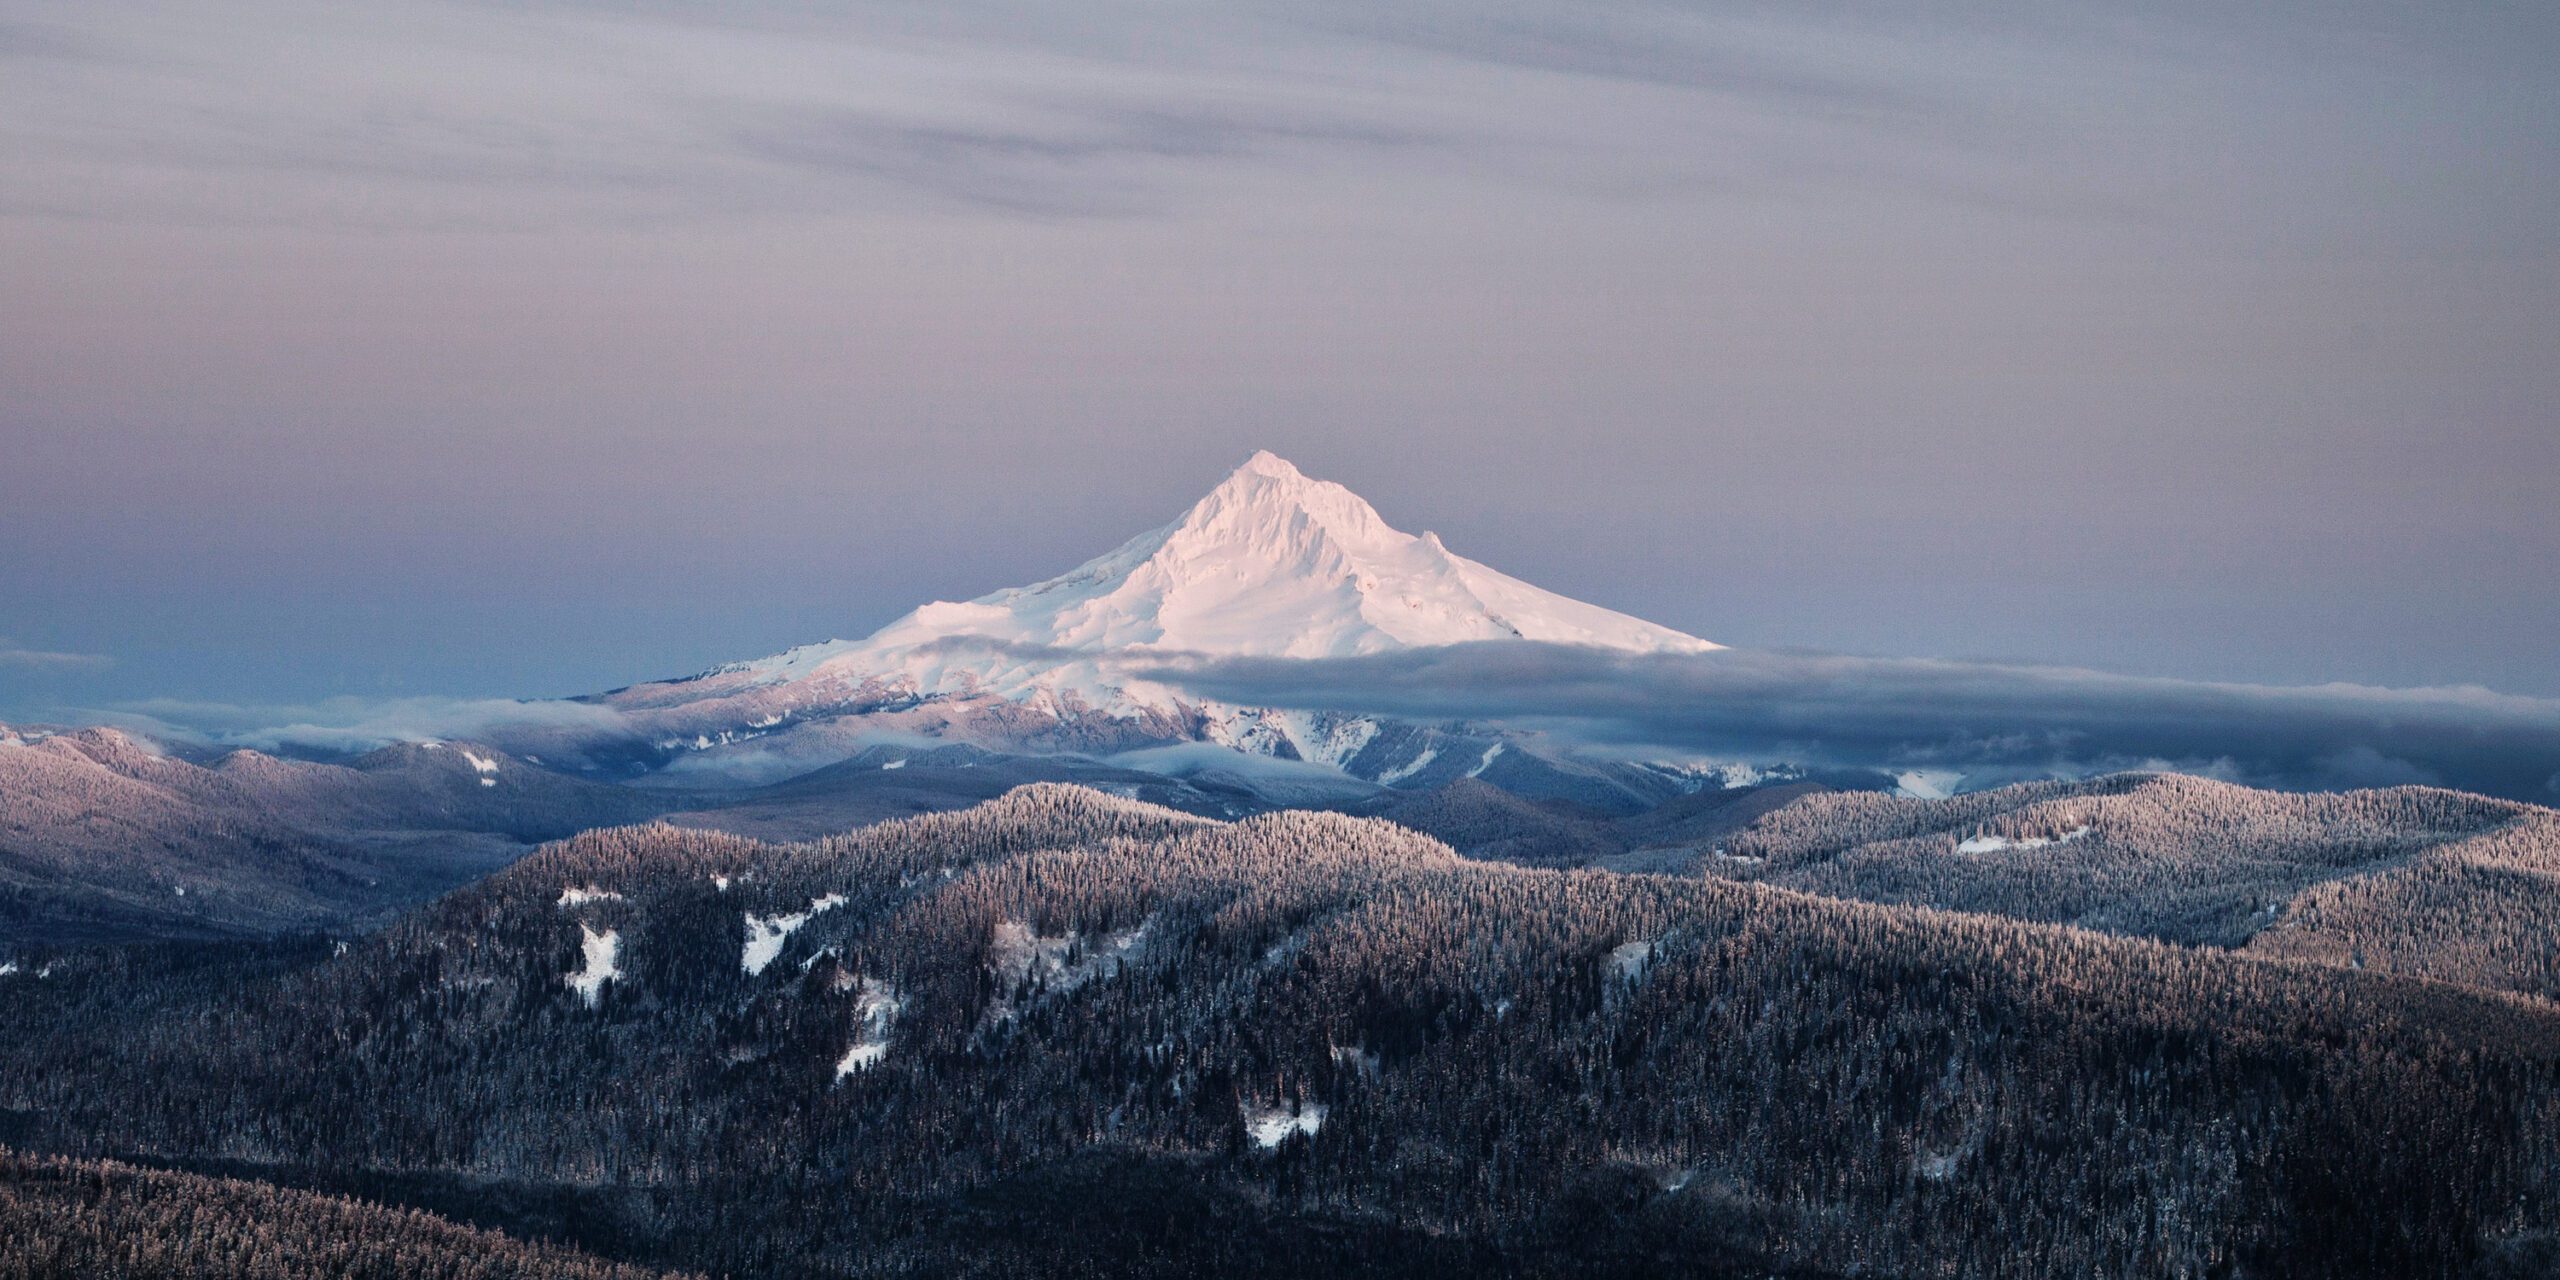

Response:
(2, 0), (2555, 716)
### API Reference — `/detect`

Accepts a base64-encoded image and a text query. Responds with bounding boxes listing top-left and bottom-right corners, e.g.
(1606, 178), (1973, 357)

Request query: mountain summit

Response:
(848, 450), (1715, 661)
(590, 452), (1714, 792)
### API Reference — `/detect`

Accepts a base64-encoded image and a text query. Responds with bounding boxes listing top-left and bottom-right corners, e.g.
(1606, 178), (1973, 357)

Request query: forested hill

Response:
(0, 720), (1317, 947)
(0, 1147), (690, 1280)
(0, 726), (671, 944)
(1706, 772), (2560, 999)
(2, 783), (2557, 1278)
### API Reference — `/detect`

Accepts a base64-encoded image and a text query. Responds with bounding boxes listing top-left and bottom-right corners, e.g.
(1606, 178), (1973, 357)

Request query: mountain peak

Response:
(1169, 451), (1396, 564)
(1232, 448), (1303, 481)
(621, 453), (1716, 772)
(836, 453), (1715, 662)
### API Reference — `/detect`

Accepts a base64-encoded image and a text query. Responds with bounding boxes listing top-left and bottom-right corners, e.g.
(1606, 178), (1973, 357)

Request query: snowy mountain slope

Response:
(732, 450), (1711, 679)
(581, 452), (1715, 790)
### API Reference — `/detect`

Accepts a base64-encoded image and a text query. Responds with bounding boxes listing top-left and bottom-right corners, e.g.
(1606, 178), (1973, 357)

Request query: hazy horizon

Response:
(5, 1), (2556, 721)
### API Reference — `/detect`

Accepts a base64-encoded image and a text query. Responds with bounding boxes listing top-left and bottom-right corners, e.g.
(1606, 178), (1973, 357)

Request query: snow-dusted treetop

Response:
(758, 450), (1713, 681)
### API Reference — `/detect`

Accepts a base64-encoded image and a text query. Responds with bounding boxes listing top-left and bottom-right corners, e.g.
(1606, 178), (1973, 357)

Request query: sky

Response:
(2, 0), (2555, 724)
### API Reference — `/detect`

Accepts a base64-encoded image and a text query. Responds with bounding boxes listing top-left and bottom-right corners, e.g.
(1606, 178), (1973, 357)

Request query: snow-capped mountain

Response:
(690, 450), (1707, 679)
(835, 449), (1708, 661)
(581, 452), (1718, 799)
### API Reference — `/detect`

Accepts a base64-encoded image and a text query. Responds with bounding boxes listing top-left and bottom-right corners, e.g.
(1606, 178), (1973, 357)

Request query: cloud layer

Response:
(76, 637), (2560, 802)
(107, 694), (628, 754)
(0, 644), (112, 671)
(1141, 643), (2560, 801)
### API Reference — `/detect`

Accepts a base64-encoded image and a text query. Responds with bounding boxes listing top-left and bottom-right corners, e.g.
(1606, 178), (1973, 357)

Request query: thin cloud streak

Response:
(728, 97), (1454, 218)
(108, 694), (629, 753)
(0, 645), (113, 671)
(0, 0), (2204, 228)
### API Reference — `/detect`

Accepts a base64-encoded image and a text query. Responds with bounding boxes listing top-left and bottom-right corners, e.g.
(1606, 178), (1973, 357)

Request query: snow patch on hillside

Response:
(988, 918), (1151, 1013)
(1608, 939), (1655, 980)
(557, 885), (622, 907)
(742, 894), (847, 975)
(566, 924), (618, 1007)
(1896, 770), (1964, 800)
(1245, 1103), (1328, 1148)
(1268, 711), (1379, 770)
(1376, 746), (1439, 785)
(835, 978), (904, 1077)
(1955, 826), (2092, 854)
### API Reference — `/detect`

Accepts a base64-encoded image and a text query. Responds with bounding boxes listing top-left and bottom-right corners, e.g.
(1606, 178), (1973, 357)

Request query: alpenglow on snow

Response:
(764, 450), (1708, 665)
(590, 451), (1715, 783)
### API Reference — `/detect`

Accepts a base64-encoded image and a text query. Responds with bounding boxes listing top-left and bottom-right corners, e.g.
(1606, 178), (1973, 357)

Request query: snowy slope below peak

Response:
(590, 452), (1715, 788)
(709, 451), (1706, 686)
